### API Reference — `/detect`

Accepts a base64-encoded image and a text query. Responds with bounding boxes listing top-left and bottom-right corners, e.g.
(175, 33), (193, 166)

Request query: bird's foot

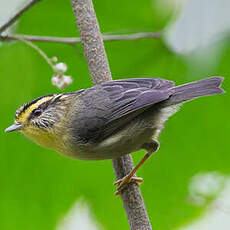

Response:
(114, 175), (143, 195)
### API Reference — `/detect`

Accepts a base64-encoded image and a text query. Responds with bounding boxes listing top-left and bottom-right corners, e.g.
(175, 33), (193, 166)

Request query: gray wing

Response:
(74, 78), (175, 142)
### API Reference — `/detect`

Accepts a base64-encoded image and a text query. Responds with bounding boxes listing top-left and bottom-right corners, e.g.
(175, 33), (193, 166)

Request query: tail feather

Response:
(164, 77), (225, 106)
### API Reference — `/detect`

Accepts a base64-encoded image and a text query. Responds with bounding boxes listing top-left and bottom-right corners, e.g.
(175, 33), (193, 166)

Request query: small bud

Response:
(51, 74), (73, 89)
(51, 75), (59, 86)
(54, 62), (67, 73)
(51, 56), (58, 63)
(63, 75), (73, 85)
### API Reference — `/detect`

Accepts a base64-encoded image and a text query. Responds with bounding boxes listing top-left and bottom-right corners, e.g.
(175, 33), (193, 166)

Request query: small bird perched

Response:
(5, 77), (224, 194)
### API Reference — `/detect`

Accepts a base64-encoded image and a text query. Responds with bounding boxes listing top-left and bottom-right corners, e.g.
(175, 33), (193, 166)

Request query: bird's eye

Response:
(33, 108), (42, 117)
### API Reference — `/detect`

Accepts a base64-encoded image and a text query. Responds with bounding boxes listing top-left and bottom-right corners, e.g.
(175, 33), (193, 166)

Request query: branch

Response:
(0, 0), (41, 34)
(71, 0), (152, 229)
(0, 31), (161, 44)
(71, 0), (112, 84)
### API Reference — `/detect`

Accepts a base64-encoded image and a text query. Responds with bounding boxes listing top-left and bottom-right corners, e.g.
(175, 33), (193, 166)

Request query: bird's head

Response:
(5, 94), (72, 150)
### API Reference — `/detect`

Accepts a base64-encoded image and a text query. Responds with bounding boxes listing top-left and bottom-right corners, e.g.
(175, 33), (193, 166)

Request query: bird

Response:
(5, 76), (225, 194)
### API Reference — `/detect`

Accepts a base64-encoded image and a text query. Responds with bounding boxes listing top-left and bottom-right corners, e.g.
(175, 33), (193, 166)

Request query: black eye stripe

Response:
(16, 94), (64, 121)
(16, 94), (54, 118)
(27, 97), (62, 121)
(33, 108), (42, 116)
(28, 102), (49, 120)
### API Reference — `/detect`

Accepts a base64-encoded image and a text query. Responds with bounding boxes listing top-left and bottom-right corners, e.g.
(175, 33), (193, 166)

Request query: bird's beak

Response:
(5, 123), (22, 133)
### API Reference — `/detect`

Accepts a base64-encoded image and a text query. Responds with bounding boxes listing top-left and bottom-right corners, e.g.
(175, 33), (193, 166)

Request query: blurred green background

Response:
(1, 0), (229, 230)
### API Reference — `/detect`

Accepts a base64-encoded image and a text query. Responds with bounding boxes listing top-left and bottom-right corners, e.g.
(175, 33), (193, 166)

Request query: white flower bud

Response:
(51, 74), (73, 89)
(51, 56), (58, 63)
(63, 75), (73, 85)
(54, 62), (67, 73)
(51, 75), (59, 86)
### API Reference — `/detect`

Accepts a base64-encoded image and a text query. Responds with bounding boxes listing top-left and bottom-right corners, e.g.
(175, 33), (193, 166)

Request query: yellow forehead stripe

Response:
(15, 96), (53, 123)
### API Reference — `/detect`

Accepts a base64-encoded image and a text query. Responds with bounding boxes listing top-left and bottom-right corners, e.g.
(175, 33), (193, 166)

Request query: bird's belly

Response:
(68, 119), (157, 160)
(64, 105), (179, 160)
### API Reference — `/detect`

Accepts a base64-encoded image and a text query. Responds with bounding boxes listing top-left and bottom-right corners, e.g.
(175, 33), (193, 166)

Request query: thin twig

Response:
(0, 31), (161, 44)
(71, 0), (152, 229)
(17, 38), (55, 71)
(0, 0), (41, 33)
(17, 38), (73, 89)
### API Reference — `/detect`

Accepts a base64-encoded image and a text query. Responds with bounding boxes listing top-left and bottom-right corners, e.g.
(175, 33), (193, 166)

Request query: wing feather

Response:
(75, 78), (175, 142)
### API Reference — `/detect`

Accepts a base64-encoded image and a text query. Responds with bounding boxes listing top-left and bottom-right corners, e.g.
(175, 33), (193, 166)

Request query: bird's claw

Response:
(114, 175), (143, 195)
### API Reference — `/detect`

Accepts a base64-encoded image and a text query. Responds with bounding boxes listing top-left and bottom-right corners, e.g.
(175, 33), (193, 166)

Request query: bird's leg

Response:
(114, 140), (159, 195)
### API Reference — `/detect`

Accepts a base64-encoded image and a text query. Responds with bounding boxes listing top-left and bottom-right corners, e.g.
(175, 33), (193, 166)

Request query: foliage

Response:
(0, 0), (229, 229)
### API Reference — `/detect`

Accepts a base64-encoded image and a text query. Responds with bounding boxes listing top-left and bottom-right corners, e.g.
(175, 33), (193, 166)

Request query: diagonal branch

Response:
(71, 0), (152, 229)
(0, 31), (161, 44)
(0, 0), (41, 34)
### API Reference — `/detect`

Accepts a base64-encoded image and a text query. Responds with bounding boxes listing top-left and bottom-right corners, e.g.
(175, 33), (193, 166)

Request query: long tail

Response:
(164, 77), (225, 106)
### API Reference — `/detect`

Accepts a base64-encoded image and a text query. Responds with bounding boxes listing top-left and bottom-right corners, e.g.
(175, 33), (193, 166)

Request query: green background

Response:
(1, 0), (229, 229)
